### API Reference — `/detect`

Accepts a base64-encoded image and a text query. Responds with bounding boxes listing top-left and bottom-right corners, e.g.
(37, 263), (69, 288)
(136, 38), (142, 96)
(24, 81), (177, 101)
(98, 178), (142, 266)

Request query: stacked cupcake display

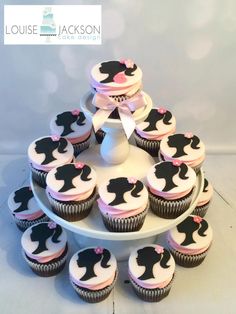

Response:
(7, 59), (214, 303)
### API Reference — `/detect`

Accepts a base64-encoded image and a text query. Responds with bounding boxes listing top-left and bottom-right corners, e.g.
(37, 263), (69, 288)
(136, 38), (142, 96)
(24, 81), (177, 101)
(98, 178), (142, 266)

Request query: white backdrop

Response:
(0, 0), (236, 154)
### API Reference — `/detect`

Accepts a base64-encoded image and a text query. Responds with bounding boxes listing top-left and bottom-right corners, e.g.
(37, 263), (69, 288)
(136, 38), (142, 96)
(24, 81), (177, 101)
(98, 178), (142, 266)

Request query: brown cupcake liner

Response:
(30, 164), (47, 188)
(168, 246), (210, 268)
(71, 271), (118, 303)
(100, 205), (149, 232)
(22, 245), (68, 277)
(192, 201), (210, 217)
(47, 188), (97, 222)
(133, 130), (160, 157)
(129, 274), (175, 302)
(72, 135), (91, 157)
(13, 214), (49, 232)
(95, 129), (106, 144)
(149, 189), (193, 219)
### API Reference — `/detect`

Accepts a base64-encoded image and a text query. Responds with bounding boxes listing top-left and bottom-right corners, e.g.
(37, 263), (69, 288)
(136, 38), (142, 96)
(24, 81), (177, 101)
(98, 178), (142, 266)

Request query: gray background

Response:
(1, 0), (236, 154)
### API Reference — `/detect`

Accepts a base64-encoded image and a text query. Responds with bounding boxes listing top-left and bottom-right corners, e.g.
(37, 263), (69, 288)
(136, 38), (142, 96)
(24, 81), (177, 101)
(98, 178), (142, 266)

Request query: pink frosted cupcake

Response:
(50, 109), (92, 156)
(46, 162), (97, 221)
(193, 178), (213, 217)
(28, 136), (74, 188)
(69, 247), (118, 303)
(98, 177), (149, 232)
(147, 161), (196, 219)
(159, 133), (205, 173)
(167, 215), (213, 267)
(134, 107), (176, 157)
(128, 244), (175, 302)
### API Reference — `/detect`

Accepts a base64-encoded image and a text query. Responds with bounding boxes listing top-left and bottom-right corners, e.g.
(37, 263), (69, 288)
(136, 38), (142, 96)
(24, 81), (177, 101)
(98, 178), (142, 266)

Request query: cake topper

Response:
(55, 111), (86, 136)
(167, 134), (200, 158)
(13, 187), (34, 213)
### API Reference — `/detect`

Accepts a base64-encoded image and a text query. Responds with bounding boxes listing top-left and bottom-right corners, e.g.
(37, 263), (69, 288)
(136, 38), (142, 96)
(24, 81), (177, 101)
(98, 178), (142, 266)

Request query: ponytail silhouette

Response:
(55, 111), (86, 137)
(167, 134), (200, 158)
(136, 247), (171, 280)
(107, 177), (143, 206)
(203, 178), (209, 193)
(143, 110), (172, 132)
(13, 187), (33, 213)
(177, 216), (208, 246)
(35, 137), (68, 165)
(99, 61), (137, 84)
(77, 248), (111, 281)
(30, 223), (62, 255)
(55, 163), (91, 192)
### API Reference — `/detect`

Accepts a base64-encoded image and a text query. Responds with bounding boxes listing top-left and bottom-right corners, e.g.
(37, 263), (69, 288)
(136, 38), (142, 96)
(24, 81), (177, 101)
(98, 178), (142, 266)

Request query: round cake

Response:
(97, 177), (149, 232)
(167, 215), (213, 267)
(159, 132), (205, 173)
(21, 221), (68, 276)
(46, 162), (97, 221)
(128, 244), (175, 302)
(193, 178), (213, 217)
(147, 161), (196, 218)
(28, 135), (74, 188)
(50, 109), (92, 156)
(69, 247), (118, 303)
(134, 107), (176, 157)
(8, 186), (48, 231)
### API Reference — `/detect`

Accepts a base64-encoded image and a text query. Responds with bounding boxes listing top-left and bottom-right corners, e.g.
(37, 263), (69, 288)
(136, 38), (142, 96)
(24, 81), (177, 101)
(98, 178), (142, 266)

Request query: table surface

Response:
(0, 153), (235, 314)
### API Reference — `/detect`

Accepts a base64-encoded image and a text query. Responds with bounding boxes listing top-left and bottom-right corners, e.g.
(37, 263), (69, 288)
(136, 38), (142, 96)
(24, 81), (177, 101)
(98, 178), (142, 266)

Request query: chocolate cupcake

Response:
(97, 177), (149, 232)
(159, 132), (205, 173)
(134, 107), (176, 157)
(8, 186), (49, 231)
(46, 162), (97, 221)
(128, 244), (175, 302)
(28, 136), (74, 188)
(21, 221), (68, 276)
(193, 178), (213, 217)
(50, 109), (92, 156)
(167, 215), (213, 267)
(69, 247), (118, 303)
(147, 161), (196, 219)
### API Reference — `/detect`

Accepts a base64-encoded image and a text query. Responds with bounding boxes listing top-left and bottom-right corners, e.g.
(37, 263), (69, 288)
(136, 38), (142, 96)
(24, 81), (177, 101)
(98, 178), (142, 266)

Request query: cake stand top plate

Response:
(31, 169), (203, 241)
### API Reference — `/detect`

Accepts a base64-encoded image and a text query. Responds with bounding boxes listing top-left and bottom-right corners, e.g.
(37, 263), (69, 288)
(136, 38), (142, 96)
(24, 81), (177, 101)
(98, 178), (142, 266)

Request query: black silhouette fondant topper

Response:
(154, 162), (189, 192)
(136, 247), (171, 280)
(30, 223), (62, 255)
(77, 248), (111, 281)
(177, 216), (208, 246)
(107, 177), (143, 207)
(203, 178), (209, 193)
(142, 109), (172, 132)
(13, 187), (33, 213)
(34, 137), (68, 165)
(99, 61), (137, 84)
(167, 134), (200, 158)
(55, 163), (91, 193)
(55, 111), (86, 137)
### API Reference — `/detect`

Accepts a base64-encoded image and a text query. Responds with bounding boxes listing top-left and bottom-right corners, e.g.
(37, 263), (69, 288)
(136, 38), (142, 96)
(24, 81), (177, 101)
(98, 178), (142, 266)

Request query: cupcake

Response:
(128, 244), (175, 302)
(21, 221), (68, 276)
(8, 186), (49, 231)
(192, 178), (213, 217)
(134, 107), (176, 157)
(50, 109), (92, 156)
(159, 133), (205, 173)
(147, 161), (196, 219)
(97, 177), (149, 232)
(167, 215), (213, 267)
(69, 247), (118, 303)
(28, 136), (74, 188)
(46, 162), (97, 221)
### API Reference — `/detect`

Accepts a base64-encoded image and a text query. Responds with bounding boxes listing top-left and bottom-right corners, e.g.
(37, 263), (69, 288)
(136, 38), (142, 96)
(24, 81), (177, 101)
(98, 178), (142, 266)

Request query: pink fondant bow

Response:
(92, 92), (147, 138)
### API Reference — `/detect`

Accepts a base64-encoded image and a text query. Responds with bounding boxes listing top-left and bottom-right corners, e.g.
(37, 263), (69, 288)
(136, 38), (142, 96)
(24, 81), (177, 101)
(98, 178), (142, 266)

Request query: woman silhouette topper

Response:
(167, 134), (200, 159)
(55, 163), (91, 193)
(154, 162), (189, 192)
(136, 247), (171, 280)
(142, 110), (172, 132)
(76, 248), (111, 281)
(30, 223), (62, 255)
(107, 177), (143, 207)
(177, 216), (208, 246)
(13, 187), (33, 213)
(34, 137), (68, 165)
(55, 111), (86, 137)
(99, 60), (137, 84)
